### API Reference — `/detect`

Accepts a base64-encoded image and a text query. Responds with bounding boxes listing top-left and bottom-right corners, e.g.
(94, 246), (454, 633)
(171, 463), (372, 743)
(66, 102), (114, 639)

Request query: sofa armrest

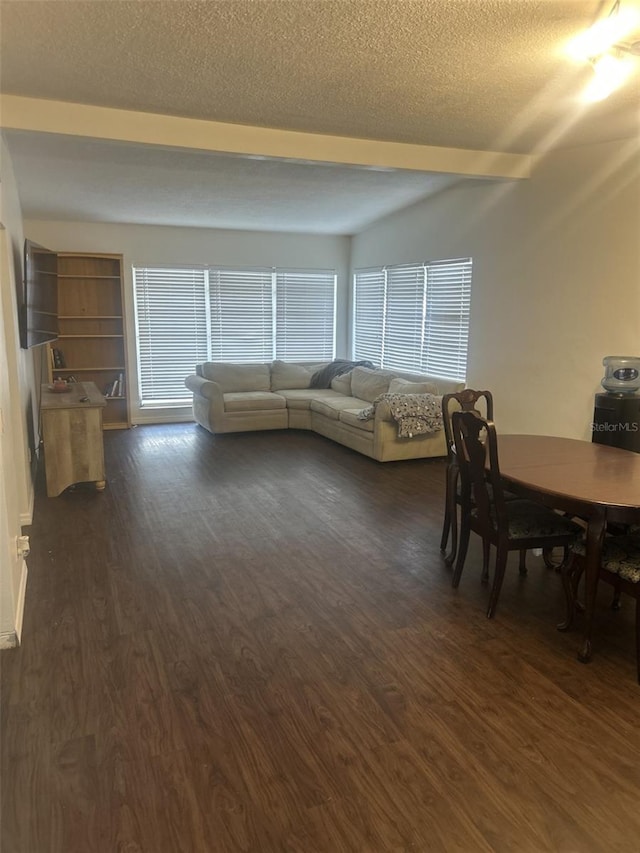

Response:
(186, 373), (220, 401)
(374, 400), (394, 423)
(185, 374), (224, 425)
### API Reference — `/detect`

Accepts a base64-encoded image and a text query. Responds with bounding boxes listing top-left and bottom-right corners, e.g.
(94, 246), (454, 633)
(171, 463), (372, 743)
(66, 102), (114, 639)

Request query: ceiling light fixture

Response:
(566, 0), (640, 101)
(584, 49), (635, 101)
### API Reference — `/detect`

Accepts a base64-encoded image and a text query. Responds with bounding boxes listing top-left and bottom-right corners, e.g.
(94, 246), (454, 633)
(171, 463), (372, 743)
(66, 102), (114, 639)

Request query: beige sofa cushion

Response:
(310, 396), (370, 420)
(277, 388), (343, 410)
(389, 377), (439, 395)
(271, 360), (325, 391)
(350, 367), (392, 403)
(223, 391), (286, 412)
(339, 408), (375, 432)
(331, 372), (352, 395)
(201, 362), (271, 393)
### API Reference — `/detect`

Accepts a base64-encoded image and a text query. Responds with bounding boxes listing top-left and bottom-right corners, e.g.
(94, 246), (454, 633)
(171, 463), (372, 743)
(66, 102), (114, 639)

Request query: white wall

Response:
(24, 221), (351, 424)
(0, 135), (32, 644)
(351, 137), (640, 440)
(0, 138), (34, 515)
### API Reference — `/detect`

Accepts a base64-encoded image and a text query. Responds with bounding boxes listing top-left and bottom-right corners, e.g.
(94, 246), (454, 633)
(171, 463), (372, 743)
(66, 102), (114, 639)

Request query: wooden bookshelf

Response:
(48, 253), (131, 429)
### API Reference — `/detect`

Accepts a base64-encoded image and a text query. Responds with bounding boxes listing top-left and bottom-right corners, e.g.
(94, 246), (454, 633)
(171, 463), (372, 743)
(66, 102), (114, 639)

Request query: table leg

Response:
(577, 508), (606, 663)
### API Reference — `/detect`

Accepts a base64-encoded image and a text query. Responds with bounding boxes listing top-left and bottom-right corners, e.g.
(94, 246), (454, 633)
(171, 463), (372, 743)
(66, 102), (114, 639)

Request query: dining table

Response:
(497, 434), (640, 662)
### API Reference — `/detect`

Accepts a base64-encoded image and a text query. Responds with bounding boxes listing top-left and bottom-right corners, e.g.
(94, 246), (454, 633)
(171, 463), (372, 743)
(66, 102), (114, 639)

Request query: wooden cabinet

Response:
(40, 381), (107, 497)
(49, 253), (131, 429)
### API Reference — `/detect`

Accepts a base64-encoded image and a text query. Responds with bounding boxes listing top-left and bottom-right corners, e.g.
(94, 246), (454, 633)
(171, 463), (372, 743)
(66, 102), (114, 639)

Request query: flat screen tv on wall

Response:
(19, 239), (58, 349)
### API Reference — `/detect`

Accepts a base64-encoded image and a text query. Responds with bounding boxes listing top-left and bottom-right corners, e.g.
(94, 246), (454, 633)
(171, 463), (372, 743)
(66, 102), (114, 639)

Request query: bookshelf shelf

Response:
(52, 366), (125, 372)
(58, 274), (122, 280)
(49, 253), (130, 429)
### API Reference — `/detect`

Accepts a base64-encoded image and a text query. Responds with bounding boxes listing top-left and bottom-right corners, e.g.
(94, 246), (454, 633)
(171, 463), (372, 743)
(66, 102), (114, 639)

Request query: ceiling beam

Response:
(0, 95), (531, 180)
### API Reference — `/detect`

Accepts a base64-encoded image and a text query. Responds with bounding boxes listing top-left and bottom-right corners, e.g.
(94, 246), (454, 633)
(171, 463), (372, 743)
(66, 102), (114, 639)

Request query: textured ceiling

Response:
(1, 0), (639, 233)
(2, 130), (463, 234)
(4, 0), (638, 152)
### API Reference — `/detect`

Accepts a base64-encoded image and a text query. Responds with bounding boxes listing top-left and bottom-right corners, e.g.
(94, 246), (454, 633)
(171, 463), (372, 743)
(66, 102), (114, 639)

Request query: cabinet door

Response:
(41, 405), (105, 497)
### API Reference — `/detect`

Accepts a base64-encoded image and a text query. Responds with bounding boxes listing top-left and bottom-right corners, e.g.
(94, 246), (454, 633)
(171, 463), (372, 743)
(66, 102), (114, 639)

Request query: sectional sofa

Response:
(185, 360), (464, 462)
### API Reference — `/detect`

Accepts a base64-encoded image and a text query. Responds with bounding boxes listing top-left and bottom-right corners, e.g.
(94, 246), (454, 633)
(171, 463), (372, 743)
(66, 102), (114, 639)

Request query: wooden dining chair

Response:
(440, 389), (493, 566)
(560, 533), (640, 682)
(440, 389), (529, 579)
(451, 410), (583, 618)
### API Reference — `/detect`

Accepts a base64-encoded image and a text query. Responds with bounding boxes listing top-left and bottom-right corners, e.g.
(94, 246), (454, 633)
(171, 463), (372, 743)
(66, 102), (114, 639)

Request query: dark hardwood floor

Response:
(2, 424), (640, 852)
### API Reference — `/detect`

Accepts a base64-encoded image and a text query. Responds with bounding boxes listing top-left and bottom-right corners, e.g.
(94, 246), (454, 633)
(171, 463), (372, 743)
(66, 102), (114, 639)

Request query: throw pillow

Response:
(389, 377), (439, 395)
(331, 372), (352, 395)
(309, 359), (374, 389)
(201, 362), (271, 393)
(350, 366), (392, 403)
(271, 360), (325, 391)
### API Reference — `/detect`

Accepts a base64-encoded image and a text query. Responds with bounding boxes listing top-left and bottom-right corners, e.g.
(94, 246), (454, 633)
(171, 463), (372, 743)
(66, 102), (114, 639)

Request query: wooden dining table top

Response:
(497, 434), (640, 515)
(496, 434), (640, 664)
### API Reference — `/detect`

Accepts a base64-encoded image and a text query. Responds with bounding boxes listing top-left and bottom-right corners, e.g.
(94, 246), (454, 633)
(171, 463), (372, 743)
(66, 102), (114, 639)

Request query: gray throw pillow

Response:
(331, 372), (352, 395)
(351, 367), (392, 403)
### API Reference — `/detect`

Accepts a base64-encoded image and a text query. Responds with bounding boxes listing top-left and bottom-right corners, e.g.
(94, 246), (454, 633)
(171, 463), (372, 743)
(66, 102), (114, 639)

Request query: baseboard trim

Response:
(133, 414), (195, 425)
(20, 477), (35, 527)
(14, 559), (28, 644)
(1, 561), (29, 649)
(20, 497), (34, 527)
(0, 630), (18, 650)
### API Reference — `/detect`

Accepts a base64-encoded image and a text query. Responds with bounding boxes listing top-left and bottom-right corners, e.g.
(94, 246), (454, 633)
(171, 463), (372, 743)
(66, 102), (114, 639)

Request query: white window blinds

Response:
(383, 264), (426, 373)
(423, 259), (471, 379)
(134, 264), (337, 406)
(209, 268), (274, 363)
(353, 267), (386, 366)
(353, 258), (471, 382)
(134, 267), (208, 405)
(275, 269), (336, 361)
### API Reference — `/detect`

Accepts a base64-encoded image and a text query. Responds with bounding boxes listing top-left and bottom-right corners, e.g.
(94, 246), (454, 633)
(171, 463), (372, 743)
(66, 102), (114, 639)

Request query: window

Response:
(209, 267), (274, 363)
(134, 267), (208, 405)
(275, 269), (336, 361)
(353, 258), (471, 381)
(352, 267), (385, 366)
(134, 265), (336, 405)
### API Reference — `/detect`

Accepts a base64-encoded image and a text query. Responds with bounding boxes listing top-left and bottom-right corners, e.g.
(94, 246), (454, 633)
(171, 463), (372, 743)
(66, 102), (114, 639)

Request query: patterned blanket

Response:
(357, 392), (443, 438)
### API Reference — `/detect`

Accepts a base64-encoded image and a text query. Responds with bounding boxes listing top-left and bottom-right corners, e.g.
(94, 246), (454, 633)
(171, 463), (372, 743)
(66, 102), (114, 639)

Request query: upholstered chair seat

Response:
(572, 535), (640, 584)
(562, 534), (640, 682)
(476, 500), (582, 540)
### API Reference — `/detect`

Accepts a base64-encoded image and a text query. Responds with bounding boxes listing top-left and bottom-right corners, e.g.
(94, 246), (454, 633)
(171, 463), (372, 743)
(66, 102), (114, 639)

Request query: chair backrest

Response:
(442, 389), (494, 462)
(451, 409), (509, 534)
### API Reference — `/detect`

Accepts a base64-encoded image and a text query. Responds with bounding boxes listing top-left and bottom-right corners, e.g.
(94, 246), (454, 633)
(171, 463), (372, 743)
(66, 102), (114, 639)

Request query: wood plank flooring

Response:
(2, 424), (640, 852)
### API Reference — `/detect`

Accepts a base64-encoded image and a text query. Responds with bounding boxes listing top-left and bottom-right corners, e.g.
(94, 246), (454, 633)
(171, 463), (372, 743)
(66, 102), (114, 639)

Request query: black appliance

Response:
(592, 393), (640, 453)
